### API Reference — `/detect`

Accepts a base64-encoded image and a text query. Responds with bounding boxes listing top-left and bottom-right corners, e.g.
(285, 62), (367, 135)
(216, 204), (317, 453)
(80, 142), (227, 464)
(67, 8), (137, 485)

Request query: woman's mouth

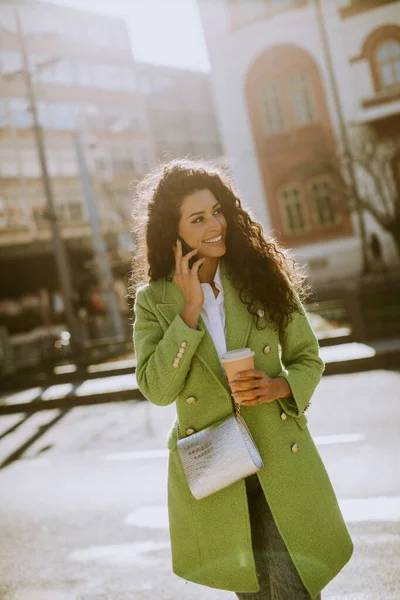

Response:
(204, 234), (223, 245)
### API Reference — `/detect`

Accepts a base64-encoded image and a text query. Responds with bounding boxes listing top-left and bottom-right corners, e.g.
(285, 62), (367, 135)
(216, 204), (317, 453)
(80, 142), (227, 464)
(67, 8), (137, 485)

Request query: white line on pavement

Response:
(125, 496), (400, 530)
(339, 496), (400, 522)
(313, 433), (365, 445)
(105, 449), (168, 460)
(104, 432), (365, 461)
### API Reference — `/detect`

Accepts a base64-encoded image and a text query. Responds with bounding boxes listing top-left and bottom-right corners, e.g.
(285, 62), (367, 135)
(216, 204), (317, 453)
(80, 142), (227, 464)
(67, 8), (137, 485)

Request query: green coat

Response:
(133, 258), (353, 598)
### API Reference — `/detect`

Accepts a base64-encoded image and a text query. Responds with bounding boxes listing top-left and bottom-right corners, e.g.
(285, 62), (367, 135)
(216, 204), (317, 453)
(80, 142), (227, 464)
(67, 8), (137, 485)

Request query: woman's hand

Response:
(230, 370), (292, 406)
(173, 239), (206, 308)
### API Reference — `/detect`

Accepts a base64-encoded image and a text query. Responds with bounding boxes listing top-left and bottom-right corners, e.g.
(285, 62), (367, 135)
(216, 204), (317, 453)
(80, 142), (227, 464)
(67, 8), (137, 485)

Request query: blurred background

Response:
(0, 0), (399, 377)
(0, 3), (400, 599)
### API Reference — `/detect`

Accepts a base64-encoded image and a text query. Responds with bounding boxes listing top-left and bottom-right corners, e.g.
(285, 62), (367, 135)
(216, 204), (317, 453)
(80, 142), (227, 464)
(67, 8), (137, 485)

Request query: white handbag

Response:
(176, 404), (264, 500)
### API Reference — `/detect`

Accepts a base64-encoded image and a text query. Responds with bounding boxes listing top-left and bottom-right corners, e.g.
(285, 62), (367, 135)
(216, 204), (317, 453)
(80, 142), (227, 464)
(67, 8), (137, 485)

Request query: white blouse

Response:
(200, 262), (227, 364)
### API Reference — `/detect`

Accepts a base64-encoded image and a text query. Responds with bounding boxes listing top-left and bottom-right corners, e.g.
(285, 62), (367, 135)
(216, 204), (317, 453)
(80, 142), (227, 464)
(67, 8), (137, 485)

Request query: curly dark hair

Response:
(131, 158), (309, 333)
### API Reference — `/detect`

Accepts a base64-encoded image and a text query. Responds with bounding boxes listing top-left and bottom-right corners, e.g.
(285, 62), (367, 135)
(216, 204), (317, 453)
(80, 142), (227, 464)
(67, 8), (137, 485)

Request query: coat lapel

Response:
(155, 258), (253, 390)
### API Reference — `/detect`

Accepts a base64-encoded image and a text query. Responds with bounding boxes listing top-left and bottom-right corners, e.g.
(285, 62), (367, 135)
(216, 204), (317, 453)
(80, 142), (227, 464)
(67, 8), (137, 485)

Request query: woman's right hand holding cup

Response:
(173, 240), (206, 320)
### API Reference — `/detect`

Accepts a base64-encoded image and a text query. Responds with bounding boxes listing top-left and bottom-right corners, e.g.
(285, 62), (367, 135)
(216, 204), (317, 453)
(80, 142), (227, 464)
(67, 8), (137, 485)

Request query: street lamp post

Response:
(11, 7), (84, 353)
(313, 0), (369, 275)
(73, 131), (125, 340)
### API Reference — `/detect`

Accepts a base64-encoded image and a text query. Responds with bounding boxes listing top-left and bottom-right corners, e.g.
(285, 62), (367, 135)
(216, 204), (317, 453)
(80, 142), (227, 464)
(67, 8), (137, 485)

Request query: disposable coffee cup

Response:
(221, 348), (255, 384)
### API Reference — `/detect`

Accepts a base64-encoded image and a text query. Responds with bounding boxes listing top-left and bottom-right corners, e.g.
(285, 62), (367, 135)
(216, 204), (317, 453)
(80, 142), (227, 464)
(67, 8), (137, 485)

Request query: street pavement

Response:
(0, 369), (399, 600)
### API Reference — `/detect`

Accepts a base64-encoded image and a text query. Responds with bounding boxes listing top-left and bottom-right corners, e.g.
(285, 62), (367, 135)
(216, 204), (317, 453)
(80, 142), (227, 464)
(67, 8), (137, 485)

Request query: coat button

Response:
(186, 428), (195, 435)
(280, 412), (287, 421)
(186, 396), (197, 405)
(172, 359), (180, 368)
(181, 341), (188, 348)
(177, 348), (185, 358)
(257, 309), (264, 318)
(263, 345), (271, 355)
(291, 443), (299, 453)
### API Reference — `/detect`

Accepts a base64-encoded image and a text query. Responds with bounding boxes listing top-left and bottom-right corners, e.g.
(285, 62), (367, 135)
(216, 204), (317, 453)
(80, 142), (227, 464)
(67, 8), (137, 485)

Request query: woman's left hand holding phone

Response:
(173, 239), (206, 329)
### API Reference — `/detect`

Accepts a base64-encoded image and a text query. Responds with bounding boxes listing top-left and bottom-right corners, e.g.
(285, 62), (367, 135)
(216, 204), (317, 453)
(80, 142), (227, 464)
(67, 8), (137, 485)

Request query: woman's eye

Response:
(192, 208), (222, 224)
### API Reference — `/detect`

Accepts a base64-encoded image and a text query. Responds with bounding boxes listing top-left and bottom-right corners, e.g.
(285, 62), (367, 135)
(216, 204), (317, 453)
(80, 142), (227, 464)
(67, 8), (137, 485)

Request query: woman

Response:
(132, 159), (353, 599)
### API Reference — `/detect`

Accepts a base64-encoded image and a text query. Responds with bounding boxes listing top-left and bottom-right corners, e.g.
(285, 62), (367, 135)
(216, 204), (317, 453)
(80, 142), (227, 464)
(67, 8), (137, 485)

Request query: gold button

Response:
(263, 345), (271, 355)
(257, 309), (264, 318)
(177, 348), (185, 358)
(186, 428), (195, 435)
(181, 341), (188, 348)
(186, 396), (196, 404)
(280, 412), (287, 421)
(291, 443), (299, 453)
(172, 359), (180, 368)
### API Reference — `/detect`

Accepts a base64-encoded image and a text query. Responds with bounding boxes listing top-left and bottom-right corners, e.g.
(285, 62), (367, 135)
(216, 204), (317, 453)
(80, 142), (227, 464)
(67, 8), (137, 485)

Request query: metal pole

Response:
(14, 7), (84, 354)
(313, 0), (369, 274)
(73, 132), (125, 339)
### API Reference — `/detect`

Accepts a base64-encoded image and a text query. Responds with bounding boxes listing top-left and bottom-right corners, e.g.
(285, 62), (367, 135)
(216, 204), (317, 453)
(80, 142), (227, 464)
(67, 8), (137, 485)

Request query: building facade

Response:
(197, 0), (400, 283)
(0, 0), (154, 331)
(137, 62), (223, 163)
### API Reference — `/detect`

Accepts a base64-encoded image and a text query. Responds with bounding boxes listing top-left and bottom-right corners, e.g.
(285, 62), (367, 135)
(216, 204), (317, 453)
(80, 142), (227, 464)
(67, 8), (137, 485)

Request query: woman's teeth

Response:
(204, 235), (223, 244)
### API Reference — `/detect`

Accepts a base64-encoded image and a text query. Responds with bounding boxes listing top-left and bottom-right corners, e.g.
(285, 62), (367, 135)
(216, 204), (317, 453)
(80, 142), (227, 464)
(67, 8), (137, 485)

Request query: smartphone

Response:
(176, 234), (203, 271)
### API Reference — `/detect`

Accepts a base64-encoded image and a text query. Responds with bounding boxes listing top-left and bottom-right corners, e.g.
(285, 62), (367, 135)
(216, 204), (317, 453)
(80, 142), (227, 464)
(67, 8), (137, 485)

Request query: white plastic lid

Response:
(221, 348), (255, 362)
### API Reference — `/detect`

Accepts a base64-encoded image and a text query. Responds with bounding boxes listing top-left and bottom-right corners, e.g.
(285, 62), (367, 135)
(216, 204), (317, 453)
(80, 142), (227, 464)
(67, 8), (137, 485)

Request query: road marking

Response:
(125, 496), (400, 532)
(320, 342), (376, 363)
(105, 449), (168, 460)
(104, 433), (364, 462)
(9, 591), (77, 600)
(339, 496), (400, 522)
(313, 433), (365, 445)
(69, 541), (170, 565)
(125, 506), (169, 528)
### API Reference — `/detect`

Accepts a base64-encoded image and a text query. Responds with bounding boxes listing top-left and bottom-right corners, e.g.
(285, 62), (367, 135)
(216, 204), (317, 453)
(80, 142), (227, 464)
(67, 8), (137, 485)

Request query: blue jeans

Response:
(235, 475), (321, 600)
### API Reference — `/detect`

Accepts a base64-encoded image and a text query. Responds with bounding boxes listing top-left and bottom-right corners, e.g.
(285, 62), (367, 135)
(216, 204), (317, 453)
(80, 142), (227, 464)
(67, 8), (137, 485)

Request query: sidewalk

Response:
(1, 337), (399, 416)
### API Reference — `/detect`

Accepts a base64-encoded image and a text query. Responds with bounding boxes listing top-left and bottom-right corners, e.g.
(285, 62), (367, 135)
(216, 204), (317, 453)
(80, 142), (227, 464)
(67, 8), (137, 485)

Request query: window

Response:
(50, 103), (78, 130)
(43, 145), (77, 177)
(53, 182), (86, 223)
(290, 72), (317, 125)
(140, 147), (151, 172)
(35, 59), (75, 85)
(0, 188), (30, 227)
(0, 50), (23, 75)
(37, 102), (54, 128)
(33, 206), (48, 229)
(0, 4), (15, 31)
(376, 40), (400, 88)
(0, 100), (7, 127)
(271, 0), (295, 7)
(0, 147), (19, 177)
(238, 0), (266, 19)
(307, 177), (340, 227)
(279, 184), (309, 234)
(10, 99), (33, 128)
(260, 81), (285, 134)
(20, 148), (41, 177)
(109, 146), (135, 174)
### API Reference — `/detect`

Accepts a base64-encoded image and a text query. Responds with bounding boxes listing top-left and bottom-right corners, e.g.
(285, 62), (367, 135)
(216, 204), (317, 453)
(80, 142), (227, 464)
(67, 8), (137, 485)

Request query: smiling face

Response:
(177, 189), (228, 259)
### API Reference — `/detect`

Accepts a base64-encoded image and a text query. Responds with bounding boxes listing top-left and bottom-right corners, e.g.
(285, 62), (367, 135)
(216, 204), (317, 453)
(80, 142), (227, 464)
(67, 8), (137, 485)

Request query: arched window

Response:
(279, 183), (309, 233)
(290, 72), (317, 126)
(307, 177), (340, 227)
(260, 81), (285, 134)
(375, 40), (400, 88)
(271, 0), (295, 8)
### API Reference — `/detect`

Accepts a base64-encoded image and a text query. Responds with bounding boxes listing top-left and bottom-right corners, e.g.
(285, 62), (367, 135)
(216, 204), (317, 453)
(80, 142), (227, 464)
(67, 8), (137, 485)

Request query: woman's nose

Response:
(209, 215), (222, 229)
